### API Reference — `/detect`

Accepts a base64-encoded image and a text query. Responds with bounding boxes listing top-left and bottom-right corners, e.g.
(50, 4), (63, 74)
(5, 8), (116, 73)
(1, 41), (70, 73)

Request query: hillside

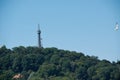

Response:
(0, 46), (120, 80)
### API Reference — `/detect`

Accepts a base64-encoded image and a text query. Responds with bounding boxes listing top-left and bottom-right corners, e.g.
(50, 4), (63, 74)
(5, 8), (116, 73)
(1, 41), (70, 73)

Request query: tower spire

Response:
(38, 24), (42, 48)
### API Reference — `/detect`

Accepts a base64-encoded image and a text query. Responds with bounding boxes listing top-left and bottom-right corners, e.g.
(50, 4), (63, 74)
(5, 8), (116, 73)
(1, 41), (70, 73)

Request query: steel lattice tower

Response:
(37, 24), (42, 48)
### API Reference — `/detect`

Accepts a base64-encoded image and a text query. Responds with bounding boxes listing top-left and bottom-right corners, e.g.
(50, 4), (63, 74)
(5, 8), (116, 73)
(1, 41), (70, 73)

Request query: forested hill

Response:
(0, 46), (120, 80)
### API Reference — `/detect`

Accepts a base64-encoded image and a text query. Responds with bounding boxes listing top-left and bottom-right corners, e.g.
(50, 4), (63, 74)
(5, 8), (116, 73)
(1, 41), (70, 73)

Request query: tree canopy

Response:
(0, 46), (120, 80)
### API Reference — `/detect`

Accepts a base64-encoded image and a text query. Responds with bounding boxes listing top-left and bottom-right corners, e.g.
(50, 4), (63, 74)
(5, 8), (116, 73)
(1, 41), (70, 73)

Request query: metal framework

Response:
(38, 24), (42, 48)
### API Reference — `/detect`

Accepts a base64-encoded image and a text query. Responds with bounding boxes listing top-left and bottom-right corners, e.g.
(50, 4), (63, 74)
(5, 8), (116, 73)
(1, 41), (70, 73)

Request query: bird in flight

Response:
(114, 22), (119, 31)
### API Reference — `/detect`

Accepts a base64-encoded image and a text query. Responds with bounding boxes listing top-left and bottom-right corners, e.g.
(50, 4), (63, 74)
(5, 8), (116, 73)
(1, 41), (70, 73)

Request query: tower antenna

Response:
(37, 24), (42, 48)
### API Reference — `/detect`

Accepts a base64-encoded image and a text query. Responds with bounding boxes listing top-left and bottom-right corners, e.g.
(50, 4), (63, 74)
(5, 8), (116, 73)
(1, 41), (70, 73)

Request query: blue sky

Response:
(0, 0), (120, 62)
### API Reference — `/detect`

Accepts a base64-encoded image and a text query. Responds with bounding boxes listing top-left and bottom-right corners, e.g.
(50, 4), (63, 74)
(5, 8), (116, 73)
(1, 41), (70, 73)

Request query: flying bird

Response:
(114, 22), (119, 31)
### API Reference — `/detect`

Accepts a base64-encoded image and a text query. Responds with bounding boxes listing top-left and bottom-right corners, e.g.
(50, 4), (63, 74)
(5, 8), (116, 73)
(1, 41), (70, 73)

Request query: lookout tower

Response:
(37, 24), (42, 48)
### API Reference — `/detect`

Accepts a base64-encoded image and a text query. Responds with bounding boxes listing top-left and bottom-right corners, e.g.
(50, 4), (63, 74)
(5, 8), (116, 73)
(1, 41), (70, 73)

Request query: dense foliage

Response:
(0, 46), (120, 80)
